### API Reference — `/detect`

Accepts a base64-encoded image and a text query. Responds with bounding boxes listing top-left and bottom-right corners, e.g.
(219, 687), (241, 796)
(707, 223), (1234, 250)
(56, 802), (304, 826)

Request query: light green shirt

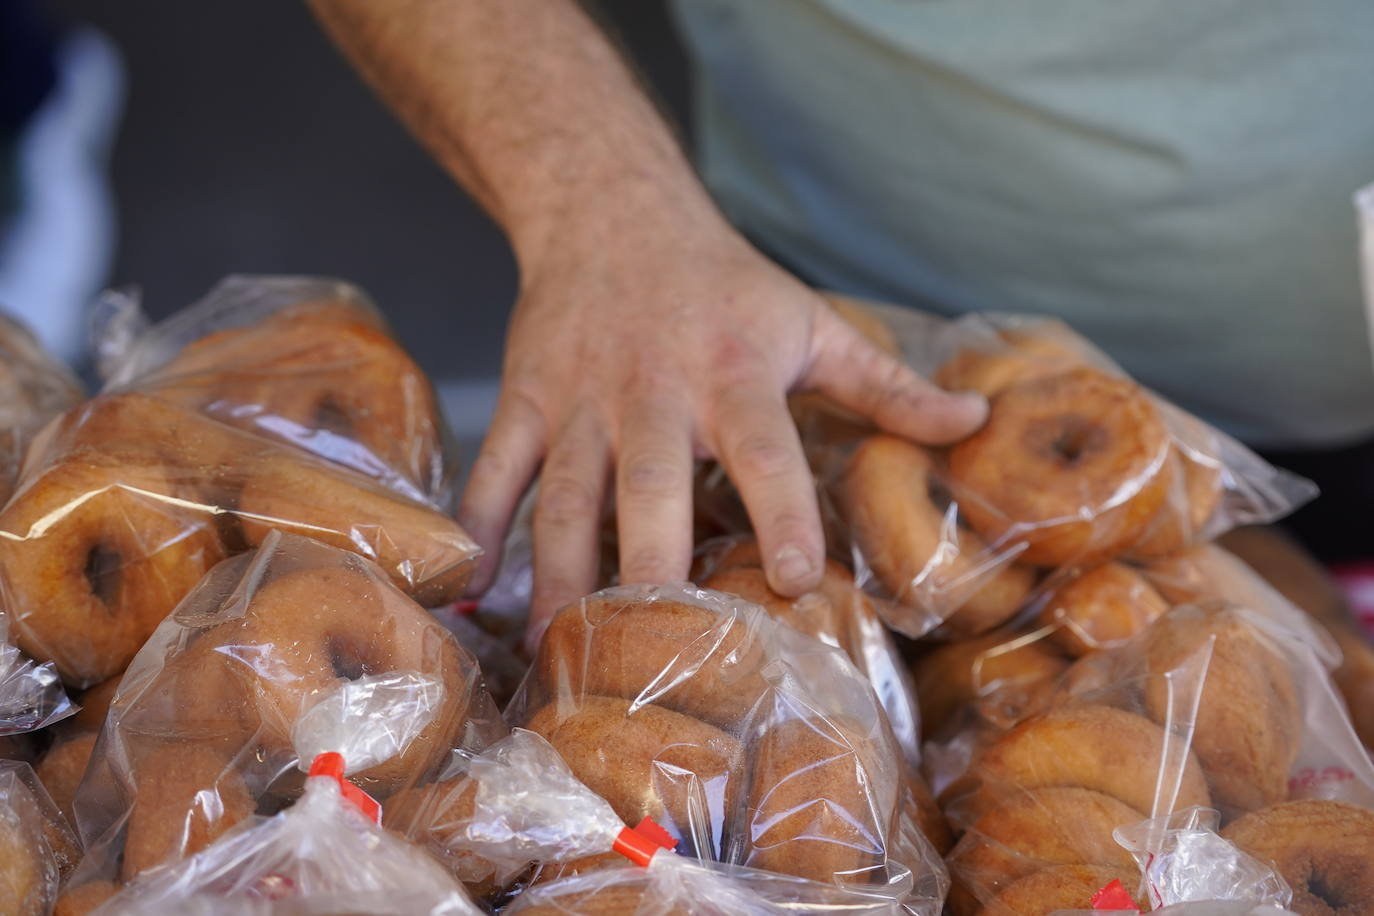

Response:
(672, 0), (1374, 446)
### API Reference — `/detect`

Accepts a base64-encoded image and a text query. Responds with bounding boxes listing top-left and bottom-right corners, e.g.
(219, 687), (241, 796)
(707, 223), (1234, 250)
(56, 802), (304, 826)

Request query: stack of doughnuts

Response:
(59, 532), (500, 897)
(0, 292), (479, 687)
(0, 313), (83, 509)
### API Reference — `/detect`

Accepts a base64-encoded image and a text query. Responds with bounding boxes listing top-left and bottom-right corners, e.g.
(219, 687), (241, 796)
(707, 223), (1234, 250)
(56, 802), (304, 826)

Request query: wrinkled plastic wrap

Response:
(819, 306), (1316, 639)
(83, 764), (480, 916)
(0, 610), (73, 736)
(0, 278), (479, 687)
(494, 583), (947, 914)
(0, 759), (80, 915)
(0, 312), (83, 507)
(64, 531), (504, 894)
(930, 585), (1374, 916)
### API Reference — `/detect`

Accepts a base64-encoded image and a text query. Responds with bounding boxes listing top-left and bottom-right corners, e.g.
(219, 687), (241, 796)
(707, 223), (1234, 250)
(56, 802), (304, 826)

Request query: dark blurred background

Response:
(46, 0), (690, 438)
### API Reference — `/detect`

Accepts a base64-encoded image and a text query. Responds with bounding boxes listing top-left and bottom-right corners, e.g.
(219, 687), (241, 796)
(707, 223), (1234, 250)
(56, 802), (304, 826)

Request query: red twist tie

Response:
(308, 752), (382, 825)
(452, 600), (480, 617)
(611, 817), (678, 867)
(1091, 880), (1139, 913)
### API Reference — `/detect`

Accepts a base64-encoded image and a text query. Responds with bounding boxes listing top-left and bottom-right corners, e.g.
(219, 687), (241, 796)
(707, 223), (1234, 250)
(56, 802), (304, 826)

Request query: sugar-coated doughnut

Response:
(743, 716), (893, 884)
(947, 787), (1143, 916)
(148, 301), (447, 497)
(975, 864), (1141, 916)
(236, 451), (479, 606)
(534, 595), (769, 730)
(914, 632), (1067, 739)
(840, 435), (1035, 637)
(948, 369), (1172, 567)
(1127, 446), (1223, 560)
(1221, 800), (1374, 916)
(218, 563), (474, 795)
(1142, 605), (1300, 816)
(952, 704), (1211, 822)
(36, 733), (97, 826)
(525, 696), (744, 860)
(121, 743), (254, 881)
(0, 455), (225, 685)
(52, 881), (120, 916)
(1039, 563), (1169, 657)
(0, 800), (48, 916)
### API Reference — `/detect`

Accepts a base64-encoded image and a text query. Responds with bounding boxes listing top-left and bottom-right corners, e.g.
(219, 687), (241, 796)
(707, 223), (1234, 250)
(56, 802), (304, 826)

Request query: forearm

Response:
(308, 0), (722, 267)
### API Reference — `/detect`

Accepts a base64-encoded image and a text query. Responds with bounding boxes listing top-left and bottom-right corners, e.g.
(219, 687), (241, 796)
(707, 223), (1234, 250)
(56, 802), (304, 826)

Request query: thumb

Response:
(805, 305), (988, 444)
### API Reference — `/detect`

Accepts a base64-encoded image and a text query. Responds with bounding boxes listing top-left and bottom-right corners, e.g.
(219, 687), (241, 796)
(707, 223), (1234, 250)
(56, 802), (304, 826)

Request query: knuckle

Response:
(620, 453), (681, 498)
(537, 476), (599, 525)
(731, 433), (796, 481)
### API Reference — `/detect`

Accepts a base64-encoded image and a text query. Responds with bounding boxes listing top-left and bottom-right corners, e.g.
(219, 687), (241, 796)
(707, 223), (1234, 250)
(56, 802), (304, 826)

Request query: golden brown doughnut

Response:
(236, 451), (479, 606)
(951, 704), (1211, 822)
(934, 322), (1094, 399)
(36, 733), (97, 826)
(146, 300), (447, 496)
(743, 715), (892, 884)
(1039, 563), (1170, 657)
(1221, 800), (1374, 916)
(534, 595), (769, 730)
(0, 454), (226, 685)
(975, 864), (1141, 916)
(0, 314), (82, 508)
(1142, 604), (1300, 816)
(840, 435), (1035, 637)
(1145, 544), (1284, 614)
(524, 696), (744, 859)
(948, 369), (1172, 567)
(52, 881), (120, 916)
(121, 743), (254, 881)
(1127, 446), (1223, 560)
(947, 787), (1143, 916)
(212, 563), (474, 795)
(509, 882), (694, 916)
(913, 632), (1068, 739)
(383, 775), (509, 897)
(0, 801), (48, 916)
(69, 676), (121, 734)
(906, 768), (954, 856)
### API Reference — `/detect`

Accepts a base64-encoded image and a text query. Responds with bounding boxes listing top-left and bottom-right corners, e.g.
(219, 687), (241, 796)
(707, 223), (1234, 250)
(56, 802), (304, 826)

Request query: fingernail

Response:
(774, 544), (814, 587)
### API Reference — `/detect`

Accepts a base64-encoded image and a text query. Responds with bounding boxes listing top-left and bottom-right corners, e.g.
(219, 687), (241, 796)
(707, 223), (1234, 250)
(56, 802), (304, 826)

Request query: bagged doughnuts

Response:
(63, 532), (503, 893)
(0, 344), (479, 686)
(0, 609), (73, 737)
(82, 753), (481, 916)
(96, 275), (457, 507)
(0, 312), (83, 507)
(504, 583), (948, 914)
(0, 759), (80, 916)
(825, 307), (1315, 638)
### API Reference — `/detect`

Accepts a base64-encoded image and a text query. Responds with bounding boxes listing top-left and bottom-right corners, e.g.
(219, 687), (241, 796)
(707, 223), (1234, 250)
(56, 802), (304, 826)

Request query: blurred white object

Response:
(0, 28), (123, 364)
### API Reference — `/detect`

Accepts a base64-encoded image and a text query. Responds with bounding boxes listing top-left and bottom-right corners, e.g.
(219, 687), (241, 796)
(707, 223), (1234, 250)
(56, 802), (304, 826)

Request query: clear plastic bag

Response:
(0, 311), (84, 508)
(0, 608), (73, 736)
(95, 275), (458, 507)
(823, 306), (1316, 639)
(498, 582), (948, 914)
(0, 758), (80, 915)
(83, 759), (481, 916)
(0, 282), (480, 686)
(64, 531), (503, 893)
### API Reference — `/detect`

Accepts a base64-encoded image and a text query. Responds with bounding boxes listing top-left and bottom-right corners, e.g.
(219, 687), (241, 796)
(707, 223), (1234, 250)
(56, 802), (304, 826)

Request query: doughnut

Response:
(948, 704), (1211, 825)
(217, 563), (474, 795)
(53, 881), (120, 916)
(121, 743), (255, 881)
(935, 321), (1096, 399)
(1330, 627), (1374, 752)
(975, 864), (1141, 916)
(508, 882), (666, 916)
(907, 769), (954, 855)
(69, 676), (121, 734)
(534, 593), (769, 730)
(840, 435), (1036, 637)
(1142, 604), (1300, 816)
(524, 696), (745, 860)
(1038, 563), (1169, 657)
(1127, 447), (1223, 560)
(524, 853), (625, 889)
(1221, 800), (1374, 916)
(0, 799), (50, 916)
(236, 451), (479, 606)
(1146, 544), (1285, 616)
(743, 715), (893, 884)
(148, 300), (447, 498)
(36, 733), (97, 826)
(0, 314), (82, 507)
(947, 369), (1173, 567)
(947, 787), (1143, 916)
(1216, 527), (1351, 629)
(0, 454), (226, 685)
(383, 774), (511, 897)
(913, 632), (1067, 739)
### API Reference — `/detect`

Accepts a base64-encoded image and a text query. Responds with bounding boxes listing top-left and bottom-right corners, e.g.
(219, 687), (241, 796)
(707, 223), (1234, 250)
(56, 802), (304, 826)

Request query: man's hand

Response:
(308, 0), (985, 650)
(460, 185), (985, 648)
